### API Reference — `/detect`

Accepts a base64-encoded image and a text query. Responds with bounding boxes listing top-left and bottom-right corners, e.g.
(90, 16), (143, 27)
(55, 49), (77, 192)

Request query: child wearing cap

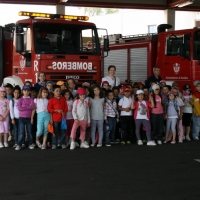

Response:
(70, 88), (90, 150)
(192, 81), (200, 140)
(56, 81), (67, 91)
(15, 86), (35, 150)
(131, 89), (156, 146)
(0, 87), (10, 148)
(118, 85), (133, 144)
(182, 84), (192, 141)
(101, 81), (110, 90)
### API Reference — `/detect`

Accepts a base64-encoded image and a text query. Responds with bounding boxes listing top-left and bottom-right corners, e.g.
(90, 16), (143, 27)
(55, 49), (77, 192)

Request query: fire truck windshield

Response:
(33, 22), (100, 55)
(194, 30), (200, 60)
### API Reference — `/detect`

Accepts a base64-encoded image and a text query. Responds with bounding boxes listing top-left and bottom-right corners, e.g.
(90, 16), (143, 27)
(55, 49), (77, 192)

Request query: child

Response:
(104, 90), (119, 146)
(164, 91), (183, 144)
(10, 86), (21, 148)
(0, 87), (10, 148)
(101, 81), (110, 90)
(5, 83), (13, 142)
(33, 87), (50, 149)
(131, 89), (156, 146)
(150, 84), (164, 145)
(70, 88), (90, 150)
(47, 85), (68, 149)
(66, 78), (77, 98)
(46, 81), (54, 93)
(56, 81), (67, 91)
(89, 85), (105, 147)
(192, 80), (200, 140)
(15, 86), (35, 150)
(63, 89), (74, 145)
(182, 84), (192, 141)
(118, 85), (133, 144)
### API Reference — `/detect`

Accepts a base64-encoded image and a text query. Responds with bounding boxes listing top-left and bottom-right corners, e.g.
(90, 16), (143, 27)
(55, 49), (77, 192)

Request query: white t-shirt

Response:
(66, 99), (73, 120)
(118, 96), (132, 116)
(136, 101), (149, 120)
(101, 76), (120, 89)
(34, 98), (48, 113)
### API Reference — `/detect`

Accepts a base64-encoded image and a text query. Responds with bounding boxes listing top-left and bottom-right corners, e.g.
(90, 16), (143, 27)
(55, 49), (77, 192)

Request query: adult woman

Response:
(34, 72), (46, 92)
(101, 65), (120, 89)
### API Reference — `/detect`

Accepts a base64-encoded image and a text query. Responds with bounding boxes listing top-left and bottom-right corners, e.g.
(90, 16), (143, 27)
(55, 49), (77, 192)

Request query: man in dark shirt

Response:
(145, 66), (162, 88)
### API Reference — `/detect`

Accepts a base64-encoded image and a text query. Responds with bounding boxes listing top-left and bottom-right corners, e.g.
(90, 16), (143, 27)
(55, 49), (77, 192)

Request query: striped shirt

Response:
(104, 99), (118, 120)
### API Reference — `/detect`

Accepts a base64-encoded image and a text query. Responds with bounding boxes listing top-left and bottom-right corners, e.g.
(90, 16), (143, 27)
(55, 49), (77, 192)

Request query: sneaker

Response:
(61, 144), (67, 149)
(80, 142), (90, 149)
(157, 140), (162, 145)
(84, 141), (89, 146)
(137, 140), (143, 145)
(36, 141), (42, 148)
(28, 144), (35, 149)
(8, 136), (12, 141)
(41, 144), (46, 150)
(171, 141), (176, 144)
(15, 145), (21, 150)
(179, 138), (183, 143)
(193, 137), (199, 141)
(97, 143), (102, 147)
(105, 143), (111, 147)
(127, 140), (131, 144)
(186, 135), (191, 141)
(52, 145), (57, 150)
(70, 141), (76, 150)
(90, 143), (95, 147)
(0, 143), (4, 148)
(147, 141), (157, 146)
(183, 135), (186, 140)
(13, 144), (17, 148)
(4, 142), (9, 147)
(121, 141), (126, 145)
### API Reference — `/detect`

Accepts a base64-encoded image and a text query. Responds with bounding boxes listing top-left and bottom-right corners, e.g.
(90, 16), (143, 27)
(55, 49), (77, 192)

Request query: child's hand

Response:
(0, 116), (4, 121)
(132, 96), (135, 102)
(105, 119), (108, 124)
(164, 114), (168, 119)
(117, 114), (119, 119)
(87, 123), (90, 127)
(12, 119), (15, 125)
(75, 119), (79, 124)
(179, 115), (182, 120)
(125, 107), (131, 112)
(30, 118), (34, 124)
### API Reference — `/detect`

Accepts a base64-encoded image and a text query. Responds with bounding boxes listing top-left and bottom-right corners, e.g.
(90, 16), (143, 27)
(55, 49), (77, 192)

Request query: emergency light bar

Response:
(18, 11), (89, 21)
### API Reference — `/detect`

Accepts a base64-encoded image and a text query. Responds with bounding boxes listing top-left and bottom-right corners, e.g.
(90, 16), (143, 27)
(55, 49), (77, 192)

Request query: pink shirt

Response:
(151, 95), (163, 114)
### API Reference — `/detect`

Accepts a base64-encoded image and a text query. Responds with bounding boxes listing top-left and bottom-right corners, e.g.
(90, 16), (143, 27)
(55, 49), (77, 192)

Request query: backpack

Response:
(75, 99), (88, 106)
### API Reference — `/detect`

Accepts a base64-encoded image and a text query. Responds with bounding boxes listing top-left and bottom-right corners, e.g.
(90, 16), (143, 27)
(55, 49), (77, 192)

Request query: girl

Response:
(150, 84), (164, 145)
(34, 71), (46, 92)
(10, 86), (21, 148)
(63, 89), (74, 145)
(66, 78), (77, 98)
(101, 81), (110, 90)
(70, 88), (90, 150)
(182, 84), (192, 141)
(15, 85), (35, 150)
(131, 89), (156, 146)
(89, 85), (105, 147)
(33, 87), (50, 149)
(164, 91), (183, 144)
(0, 87), (10, 148)
(104, 90), (119, 146)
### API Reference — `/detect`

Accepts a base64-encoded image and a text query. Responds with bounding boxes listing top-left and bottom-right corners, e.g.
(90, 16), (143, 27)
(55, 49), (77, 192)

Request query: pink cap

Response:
(0, 87), (6, 92)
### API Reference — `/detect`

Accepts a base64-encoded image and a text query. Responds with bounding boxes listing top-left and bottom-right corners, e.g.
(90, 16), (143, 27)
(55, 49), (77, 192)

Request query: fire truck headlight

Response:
(46, 65), (52, 70)
(93, 66), (97, 70)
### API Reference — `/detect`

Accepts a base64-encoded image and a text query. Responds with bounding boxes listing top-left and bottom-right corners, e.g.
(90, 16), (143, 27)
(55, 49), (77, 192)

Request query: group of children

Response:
(0, 72), (199, 150)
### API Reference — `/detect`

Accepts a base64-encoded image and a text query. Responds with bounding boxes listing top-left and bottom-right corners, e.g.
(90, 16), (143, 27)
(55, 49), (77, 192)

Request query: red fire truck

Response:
(0, 11), (109, 86)
(102, 24), (200, 90)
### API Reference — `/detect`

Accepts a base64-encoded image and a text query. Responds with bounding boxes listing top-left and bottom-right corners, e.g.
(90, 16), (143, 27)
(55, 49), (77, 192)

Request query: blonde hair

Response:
(37, 87), (49, 99)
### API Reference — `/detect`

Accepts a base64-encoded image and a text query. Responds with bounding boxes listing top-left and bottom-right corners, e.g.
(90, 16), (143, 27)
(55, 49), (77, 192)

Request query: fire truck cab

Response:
(0, 11), (109, 86)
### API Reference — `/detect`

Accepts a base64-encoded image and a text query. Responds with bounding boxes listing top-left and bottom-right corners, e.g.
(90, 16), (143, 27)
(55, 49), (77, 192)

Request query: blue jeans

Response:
(18, 117), (33, 146)
(192, 114), (200, 138)
(52, 122), (66, 146)
(105, 117), (117, 144)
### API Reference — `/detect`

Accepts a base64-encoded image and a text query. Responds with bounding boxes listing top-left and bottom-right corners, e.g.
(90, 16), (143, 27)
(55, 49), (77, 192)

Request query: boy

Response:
(192, 80), (200, 140)
(48, 85), (68, 149)
(118, 85), (133, 144)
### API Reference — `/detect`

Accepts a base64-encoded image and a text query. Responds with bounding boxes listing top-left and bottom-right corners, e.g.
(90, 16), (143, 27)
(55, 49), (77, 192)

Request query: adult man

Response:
(145, 66), (162, 88)
(101, 65), (120, 89)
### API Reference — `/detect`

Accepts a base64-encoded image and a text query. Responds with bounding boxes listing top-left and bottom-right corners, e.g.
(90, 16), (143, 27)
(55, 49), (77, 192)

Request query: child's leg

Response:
(178, 119), (183, 141)
(18, 117), (25, 146)
(171, 118), (177, 142)
(42, 135), (48, 145)
(97, 119), (104, 144)
(192, 114), (200, 138)
(127, 116), (133, 142)
(142, 120), (151, 142)
(109, 117), (117, 143)
(52, 122), (59, 146)
(90, 120), (97, 144)
(120, 116), (128, 142)
(165, 118), (171, 142)
(4, 132), (8, 143)
(79, 120), (87, 142)
(25, 118), (33, 146)
(135, 119), (143, 140)
(42, 112), (50, 145)
(0, 133), (2, 143)
(70, 121), (80, 142)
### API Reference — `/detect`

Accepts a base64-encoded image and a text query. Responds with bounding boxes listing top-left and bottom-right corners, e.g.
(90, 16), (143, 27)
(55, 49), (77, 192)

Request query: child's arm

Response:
(31, 109), (35, 124)
(72, 101), (78, 123)
(1, 100), (10, 121)
(149, 96), (154, 108)
(131, 96), (135, 109)
(9, 100), (15, 124)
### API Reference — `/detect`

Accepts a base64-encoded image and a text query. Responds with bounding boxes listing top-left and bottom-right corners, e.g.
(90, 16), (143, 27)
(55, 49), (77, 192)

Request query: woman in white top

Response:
(33, 87), (50, 149)
(101, 65), (120, 89)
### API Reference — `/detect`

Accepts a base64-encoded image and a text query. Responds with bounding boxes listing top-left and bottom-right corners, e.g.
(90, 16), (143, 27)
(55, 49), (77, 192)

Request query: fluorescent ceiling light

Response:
(60, 0), (68, 2)
(178, 0), (193, 7)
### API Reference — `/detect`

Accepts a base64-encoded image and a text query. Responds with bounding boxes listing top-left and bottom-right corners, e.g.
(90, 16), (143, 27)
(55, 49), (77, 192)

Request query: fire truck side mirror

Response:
(15, 34), (24, 53)
(103, 38), (109, 52)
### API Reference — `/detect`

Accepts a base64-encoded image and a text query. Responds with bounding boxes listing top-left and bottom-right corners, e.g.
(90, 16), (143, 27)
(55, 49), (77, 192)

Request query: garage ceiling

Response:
(1, 0), (200, 11)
